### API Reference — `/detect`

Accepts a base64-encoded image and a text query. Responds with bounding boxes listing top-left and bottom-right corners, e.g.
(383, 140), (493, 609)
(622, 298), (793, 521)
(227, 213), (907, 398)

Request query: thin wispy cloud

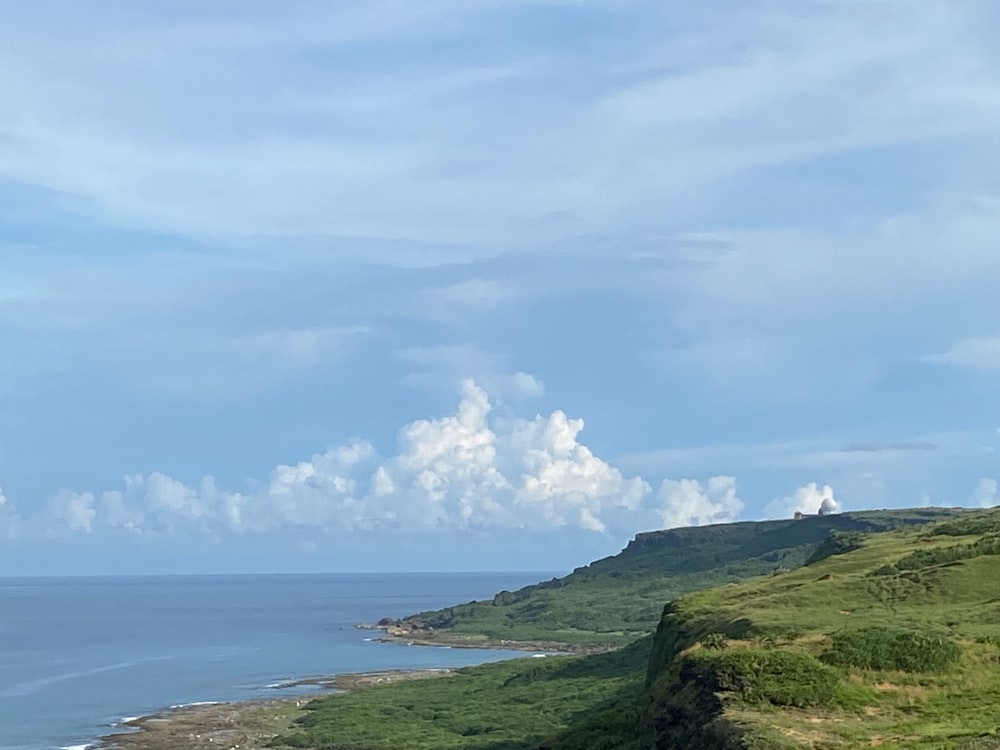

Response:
(1, 1), (999, 572)
(2, 2), (998, 243)
(925, 336), (1000, 371)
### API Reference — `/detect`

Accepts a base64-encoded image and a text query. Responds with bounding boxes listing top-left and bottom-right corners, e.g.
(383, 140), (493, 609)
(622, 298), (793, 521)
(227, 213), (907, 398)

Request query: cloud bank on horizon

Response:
(1, 378), (995, 551)
(0, 381), (745, 541)
(1, 1), (1000, 572)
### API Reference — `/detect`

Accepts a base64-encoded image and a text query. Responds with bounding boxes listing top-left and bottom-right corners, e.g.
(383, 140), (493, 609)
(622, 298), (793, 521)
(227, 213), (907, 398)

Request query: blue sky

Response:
(2, 0), (1000, 575)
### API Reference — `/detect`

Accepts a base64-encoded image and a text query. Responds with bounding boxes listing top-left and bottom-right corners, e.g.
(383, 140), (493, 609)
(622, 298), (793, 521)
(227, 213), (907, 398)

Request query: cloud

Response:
(2, 380), (651, 538)
(0, 486), (10, 538)
(508, 371), (545, 397)
(231, 325), (372, 369)
(425, 279), (521, 310)
(924, 336), (1000, 371)
(657, 475), (742, 529)
(2, 2), (998, 245)
(843, 441), (938, 453)
(972, 477), (999, 508)
(139, 324), (373, 397)
(46, 489), (97, 533)
(367, 380), (648, 533)
(398, 343), (545, 401)
(766, 482), (840, 519)
(617, 431), (957, 476)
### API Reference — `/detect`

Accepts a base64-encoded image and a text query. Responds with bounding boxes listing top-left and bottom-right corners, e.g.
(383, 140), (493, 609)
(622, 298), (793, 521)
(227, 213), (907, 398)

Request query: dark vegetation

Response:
(871, 532), (1000, 576)
(802, 530), (864, 566)
(274, 506), (1000, 749)
(820, 626), (961, 672)
(274, 639), (652, 750)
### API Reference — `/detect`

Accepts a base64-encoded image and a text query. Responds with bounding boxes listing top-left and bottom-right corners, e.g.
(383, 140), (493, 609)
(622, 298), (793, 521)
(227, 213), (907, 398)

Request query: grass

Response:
(871, 533), (1000, 576)
(820, 626), (961, 672)
(273, 506), (1000, 749)
(691, 649), (846, 708)
(389, 509), (959, 648)
(272, 638), (652, 750)
(638, 507), (1000, 748)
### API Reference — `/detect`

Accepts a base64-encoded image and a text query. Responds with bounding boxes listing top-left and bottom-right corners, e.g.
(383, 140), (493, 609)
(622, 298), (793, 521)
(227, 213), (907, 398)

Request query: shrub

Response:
(930, 513), (1000, 537)
(696, 649), (842, 708)
(821, 626), (960, 672)
(804, 531), (864, 566)
(871, 534), (1000, 576)
(492, 590), (518, 606)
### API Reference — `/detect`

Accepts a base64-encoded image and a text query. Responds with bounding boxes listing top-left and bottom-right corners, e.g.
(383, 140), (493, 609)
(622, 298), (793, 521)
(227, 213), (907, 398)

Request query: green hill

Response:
(630, 507), (1000, 749)
(274, 506), (1000, 750)
(377, 509), (957, 649)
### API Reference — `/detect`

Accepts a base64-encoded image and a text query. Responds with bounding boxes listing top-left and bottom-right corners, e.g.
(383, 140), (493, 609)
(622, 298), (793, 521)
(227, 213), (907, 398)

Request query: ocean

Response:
(0, 572), (551, 750)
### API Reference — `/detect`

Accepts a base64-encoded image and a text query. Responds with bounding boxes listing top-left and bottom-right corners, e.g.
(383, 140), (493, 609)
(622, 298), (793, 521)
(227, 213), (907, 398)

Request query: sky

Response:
(2, 0), (1000, 575)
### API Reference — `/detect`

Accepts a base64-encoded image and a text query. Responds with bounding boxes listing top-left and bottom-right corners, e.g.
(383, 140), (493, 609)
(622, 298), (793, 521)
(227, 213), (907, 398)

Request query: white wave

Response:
(168, 700), (223, 709)
(531, 654), (547, 658)
(117, 716), (144, 725)
(59, 744), (93, 750)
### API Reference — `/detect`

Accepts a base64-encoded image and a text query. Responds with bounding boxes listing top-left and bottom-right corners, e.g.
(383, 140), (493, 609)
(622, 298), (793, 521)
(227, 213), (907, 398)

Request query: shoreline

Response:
(95, 669), (455, 750)
(358, 622), (617, 655)
(87, 630), (597, 750)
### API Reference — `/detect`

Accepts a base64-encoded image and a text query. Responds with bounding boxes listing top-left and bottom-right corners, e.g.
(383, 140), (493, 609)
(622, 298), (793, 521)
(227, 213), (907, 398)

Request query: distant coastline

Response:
(357, 619), (609, 654)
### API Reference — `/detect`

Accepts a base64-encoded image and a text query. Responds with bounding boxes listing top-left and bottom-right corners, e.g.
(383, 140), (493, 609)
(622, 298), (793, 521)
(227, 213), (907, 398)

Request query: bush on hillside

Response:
(929, 513), (1000, 537)
(804, 531), (864, 566)
(696, 649), (842, 708)
(871, 534), (1000, 576)
(821, 626), (960, 672)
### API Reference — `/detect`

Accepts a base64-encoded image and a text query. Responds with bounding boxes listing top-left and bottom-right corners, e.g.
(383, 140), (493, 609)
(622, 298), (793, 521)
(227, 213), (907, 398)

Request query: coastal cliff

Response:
(113, 506), (1000, 749)
(629, 508), (1000, 748)
(373, 508), (958, 652)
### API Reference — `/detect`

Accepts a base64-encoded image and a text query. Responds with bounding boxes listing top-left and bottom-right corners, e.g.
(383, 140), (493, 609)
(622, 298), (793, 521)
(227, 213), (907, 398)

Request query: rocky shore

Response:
(91, 623), (602, 750)
(97, 670), (453, 750)
(362, 618), (612, 654)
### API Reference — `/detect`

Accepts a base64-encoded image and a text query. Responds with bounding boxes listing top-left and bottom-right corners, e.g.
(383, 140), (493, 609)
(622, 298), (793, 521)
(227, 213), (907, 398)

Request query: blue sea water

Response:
(0, 573), (551, 750)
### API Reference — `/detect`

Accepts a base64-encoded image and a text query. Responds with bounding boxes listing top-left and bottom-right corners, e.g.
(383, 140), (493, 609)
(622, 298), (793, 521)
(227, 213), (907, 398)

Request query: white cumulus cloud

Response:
(766, 482), (840, 518)
(507, 371), (545, 397)
(46, 490), (97, 533)
(657, 475), (743, 529)
(5, 380), (654, 538)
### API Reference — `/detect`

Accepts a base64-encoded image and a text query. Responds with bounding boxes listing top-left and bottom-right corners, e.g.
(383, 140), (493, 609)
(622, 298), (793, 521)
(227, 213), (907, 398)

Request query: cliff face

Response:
(639, 601), (761, 750)
(629, 507), (1000, 749)
(641, 659), (746, 750)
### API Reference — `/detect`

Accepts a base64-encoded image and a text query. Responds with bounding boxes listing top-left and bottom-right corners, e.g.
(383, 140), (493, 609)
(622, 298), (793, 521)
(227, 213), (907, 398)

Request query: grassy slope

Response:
(273, 508), (968, 750)
(385, 509), (954, 648)
(634, 508), (1000, 749)
(274, 638), (652, 750)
